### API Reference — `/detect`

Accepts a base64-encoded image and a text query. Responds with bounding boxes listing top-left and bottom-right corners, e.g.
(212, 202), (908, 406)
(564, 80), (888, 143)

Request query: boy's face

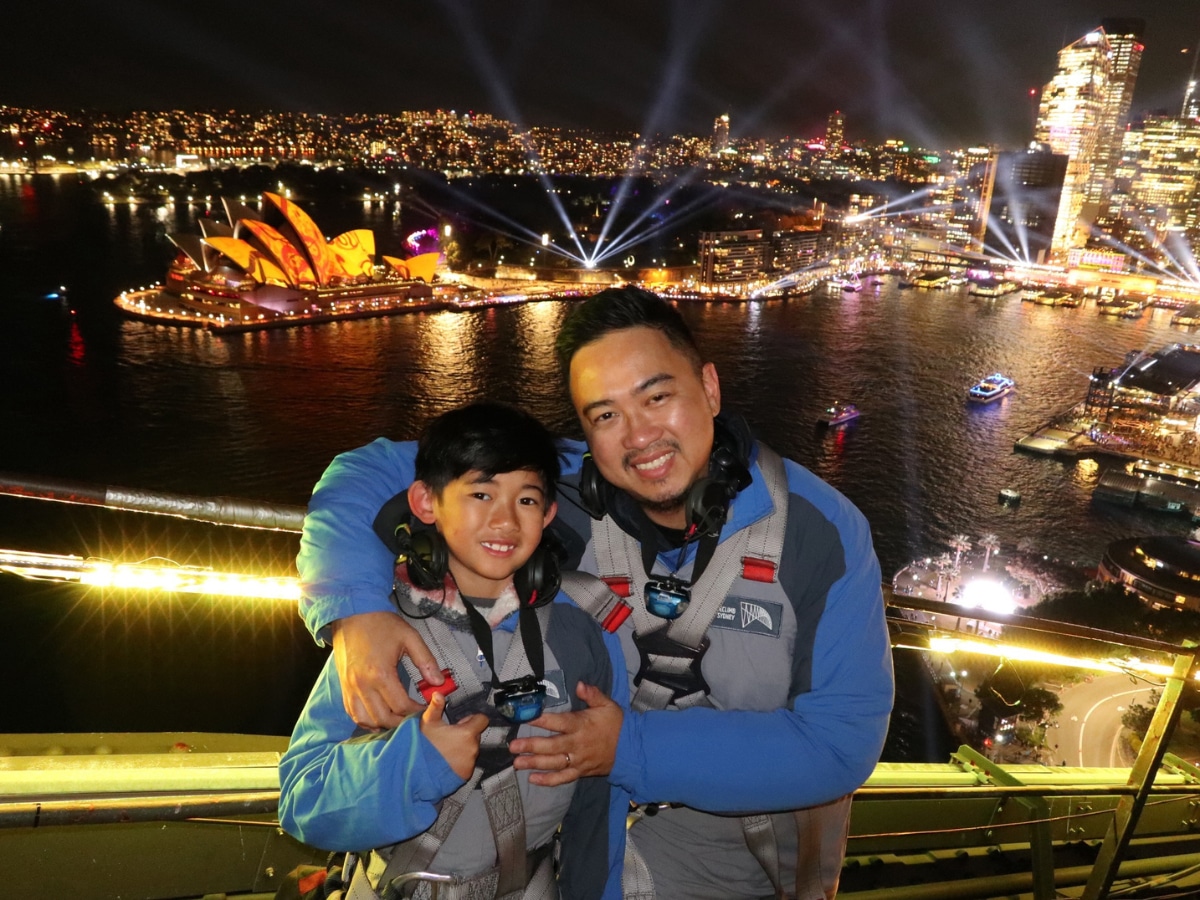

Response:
(409, 468), (556, 599)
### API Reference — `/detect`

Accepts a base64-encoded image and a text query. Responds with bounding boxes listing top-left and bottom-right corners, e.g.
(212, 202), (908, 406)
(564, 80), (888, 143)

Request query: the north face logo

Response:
(740, 602), (773, 630)
(712, 597), (783, 637)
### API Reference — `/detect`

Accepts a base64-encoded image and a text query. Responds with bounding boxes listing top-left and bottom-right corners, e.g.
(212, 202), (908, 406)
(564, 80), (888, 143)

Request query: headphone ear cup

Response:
(578, 453), (608, 520)
(685, 477), (734, 538)
(515, 543), (561, 607)
(402, 525), (448, 590)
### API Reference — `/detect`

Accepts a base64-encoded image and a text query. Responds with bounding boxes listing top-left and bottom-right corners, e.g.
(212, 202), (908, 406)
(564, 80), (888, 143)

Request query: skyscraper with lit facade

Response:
(1035, 29), (1110, 259)
(1091, 19), (1145, 212)
(825, 111), (844, 158)
(1128, 116), (1200, 232)
(711, 114), (730, 156)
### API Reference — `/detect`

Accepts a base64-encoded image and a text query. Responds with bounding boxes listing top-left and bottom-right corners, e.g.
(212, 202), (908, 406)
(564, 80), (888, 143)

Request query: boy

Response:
(279, 402), (628, 900)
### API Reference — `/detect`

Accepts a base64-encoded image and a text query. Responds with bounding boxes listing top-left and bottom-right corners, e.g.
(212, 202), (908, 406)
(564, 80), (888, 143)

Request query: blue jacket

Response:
(280, 590), (630, 900)
(297, 437), (892, 817)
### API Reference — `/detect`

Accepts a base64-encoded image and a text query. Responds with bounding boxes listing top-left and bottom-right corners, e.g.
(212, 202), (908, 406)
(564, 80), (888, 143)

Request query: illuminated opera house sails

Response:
(152, 192), (439, 327)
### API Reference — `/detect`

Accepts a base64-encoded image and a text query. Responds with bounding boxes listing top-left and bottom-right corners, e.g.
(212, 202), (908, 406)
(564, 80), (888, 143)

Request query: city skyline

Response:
(6, 2), (1200, 148)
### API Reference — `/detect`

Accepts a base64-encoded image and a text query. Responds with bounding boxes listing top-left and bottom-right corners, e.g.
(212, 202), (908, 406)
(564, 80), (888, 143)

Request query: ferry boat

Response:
(1033, 289), (1079, 307)
(968, 280), (1020, 298)
(1172, 303), (1200, 327)
(1097, 297), (1144, 318)
(817, 402), (860, 426)
(968, 373), (1014, 404)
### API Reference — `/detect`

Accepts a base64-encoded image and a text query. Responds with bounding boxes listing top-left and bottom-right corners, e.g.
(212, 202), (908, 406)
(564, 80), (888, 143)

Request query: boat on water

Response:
(1172, 303), (1200, 327)
(1032, 289), (1079, 307)
(968, 280), (1020, 298)
(1097, 297), (1144, 318)
(818, 402), (860, 426)
(999, 487), (1022, 504)
(827, 274), (862, 293)
(913, 270), (951, 289)
(968, 373), (1015, 404)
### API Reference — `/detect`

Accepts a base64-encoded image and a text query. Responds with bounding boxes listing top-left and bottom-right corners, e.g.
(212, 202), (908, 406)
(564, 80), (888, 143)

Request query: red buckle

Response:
(742, 557), (776, 583)
(602, 576), (633, 598)
(601, 602), (633, 633)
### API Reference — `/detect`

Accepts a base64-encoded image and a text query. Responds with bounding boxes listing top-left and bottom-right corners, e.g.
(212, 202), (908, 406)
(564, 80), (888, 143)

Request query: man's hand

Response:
(509, 683), (623, 786)
(419, 693), (488, 780)
(331, 611), (443, 730)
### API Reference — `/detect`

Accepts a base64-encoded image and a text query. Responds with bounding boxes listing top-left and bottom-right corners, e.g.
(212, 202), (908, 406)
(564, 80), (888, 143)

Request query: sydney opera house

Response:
(115, 192), (440, 331)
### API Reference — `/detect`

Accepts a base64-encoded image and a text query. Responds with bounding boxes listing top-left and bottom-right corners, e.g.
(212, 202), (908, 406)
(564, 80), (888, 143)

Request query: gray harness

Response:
(348, 605), (558, 900)
(564, 445), (848, 900)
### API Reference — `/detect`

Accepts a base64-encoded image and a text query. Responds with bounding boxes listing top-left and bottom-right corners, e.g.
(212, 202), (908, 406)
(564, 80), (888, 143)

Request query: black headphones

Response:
(577, 416), (752, 538)
(394, 521), (562, 608)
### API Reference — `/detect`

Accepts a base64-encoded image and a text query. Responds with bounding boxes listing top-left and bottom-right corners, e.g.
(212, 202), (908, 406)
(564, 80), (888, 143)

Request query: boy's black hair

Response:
(414, 402), (561, 504)
(555, 286), (703, 377)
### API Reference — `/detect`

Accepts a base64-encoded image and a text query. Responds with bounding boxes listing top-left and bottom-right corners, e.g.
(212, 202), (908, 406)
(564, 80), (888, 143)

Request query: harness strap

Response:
(482, 767), (526, 898)
(350, 845), (556, 900)
(366, 769), (482, 894)
(793, 794), (853, 900)
(558, 570), (630, 633)
(620, 833), (657, 900)
(742, 814), (784, 898)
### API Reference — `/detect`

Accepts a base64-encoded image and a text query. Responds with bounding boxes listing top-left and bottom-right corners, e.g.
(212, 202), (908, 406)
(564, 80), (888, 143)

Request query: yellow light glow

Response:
(0, 549), (299, 601)
(927, 635), (1197, 681)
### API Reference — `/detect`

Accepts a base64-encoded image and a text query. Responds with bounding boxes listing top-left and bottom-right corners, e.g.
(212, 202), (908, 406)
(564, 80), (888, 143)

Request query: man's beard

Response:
(636, 488), (689, 516)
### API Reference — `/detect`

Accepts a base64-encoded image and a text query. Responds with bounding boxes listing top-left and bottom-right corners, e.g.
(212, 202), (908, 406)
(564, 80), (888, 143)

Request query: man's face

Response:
(410, 469), (556, 599)
(569, 326), (720, 528)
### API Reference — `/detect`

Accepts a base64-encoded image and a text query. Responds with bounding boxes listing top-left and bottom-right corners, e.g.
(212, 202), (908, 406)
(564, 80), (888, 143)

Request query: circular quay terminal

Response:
(18, 5), (1200, 900)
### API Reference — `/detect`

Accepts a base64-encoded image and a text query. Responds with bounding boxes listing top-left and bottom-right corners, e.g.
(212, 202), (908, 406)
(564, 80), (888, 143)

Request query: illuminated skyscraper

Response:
(947, 146), (997, 250)
(825, 110), (844, 158)
(1128, 116), (1200, 231)
(1091, 19), (1145, 210)
(711, 114), (730, 156)
(1035, 29), (1111, 258)
(1035, 22), (1145, 260)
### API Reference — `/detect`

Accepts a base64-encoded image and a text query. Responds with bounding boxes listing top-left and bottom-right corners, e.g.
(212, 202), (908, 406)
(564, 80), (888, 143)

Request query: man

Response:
(297, 287), (894, 899)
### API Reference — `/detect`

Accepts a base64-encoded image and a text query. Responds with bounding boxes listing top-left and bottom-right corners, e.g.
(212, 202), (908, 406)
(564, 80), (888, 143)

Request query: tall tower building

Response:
(1035, 29), (1111, 258)
(711, 114), (730, 156)
(1091, 19), (1145, 210)
(825, 111), (844, 158)
(1129, 115), (1200, 231)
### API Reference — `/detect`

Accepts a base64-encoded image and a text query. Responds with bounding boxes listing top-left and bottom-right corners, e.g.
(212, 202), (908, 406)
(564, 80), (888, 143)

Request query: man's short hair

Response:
(555, 286), (703, 377)
(414, 402), (561, 504)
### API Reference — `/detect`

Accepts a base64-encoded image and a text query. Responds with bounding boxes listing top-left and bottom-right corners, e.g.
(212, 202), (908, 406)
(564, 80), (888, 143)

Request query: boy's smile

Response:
(410, 468), (556, 599)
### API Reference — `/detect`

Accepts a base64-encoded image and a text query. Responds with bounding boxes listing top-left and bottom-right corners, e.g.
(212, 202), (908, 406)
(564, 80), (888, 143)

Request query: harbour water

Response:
(2, 175), (1195, 752)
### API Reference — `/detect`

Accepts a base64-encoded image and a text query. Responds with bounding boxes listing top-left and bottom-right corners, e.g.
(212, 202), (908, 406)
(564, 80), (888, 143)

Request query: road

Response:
(1054, 674), (1157, 767)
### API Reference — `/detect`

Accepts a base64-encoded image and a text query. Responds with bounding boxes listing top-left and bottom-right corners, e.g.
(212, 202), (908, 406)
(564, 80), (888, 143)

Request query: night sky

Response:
(6, 1), (1200, 148)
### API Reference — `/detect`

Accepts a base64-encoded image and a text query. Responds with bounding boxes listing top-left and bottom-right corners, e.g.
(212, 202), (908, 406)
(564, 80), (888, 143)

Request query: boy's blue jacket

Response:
(296, 435), (893, 818)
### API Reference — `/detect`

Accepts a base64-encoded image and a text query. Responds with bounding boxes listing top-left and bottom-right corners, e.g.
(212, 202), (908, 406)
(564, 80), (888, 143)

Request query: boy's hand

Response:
(332, 611), (444, 730)
(420, 693), (488, 780)
(509, 683), (622, 786)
